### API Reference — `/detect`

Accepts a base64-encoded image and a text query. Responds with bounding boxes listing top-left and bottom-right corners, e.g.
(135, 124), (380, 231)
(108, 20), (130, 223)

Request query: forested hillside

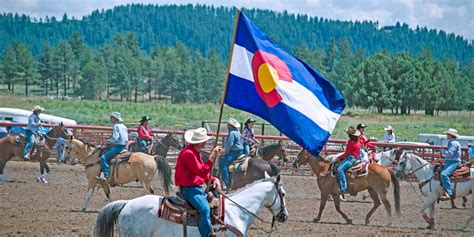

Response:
(0, 4), (472, 64)
(0, 4), (473, 115)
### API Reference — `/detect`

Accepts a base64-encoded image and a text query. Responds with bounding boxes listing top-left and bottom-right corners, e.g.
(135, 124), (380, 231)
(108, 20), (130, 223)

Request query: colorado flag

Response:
(225, 11), (346, 156)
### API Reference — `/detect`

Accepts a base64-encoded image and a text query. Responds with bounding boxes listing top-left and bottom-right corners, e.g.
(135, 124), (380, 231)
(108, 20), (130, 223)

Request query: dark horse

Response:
(128, 133), (182, 157)
(0, 123), (71, 183)
(202, 151), (279, 190)
(256, 141), (287, 161)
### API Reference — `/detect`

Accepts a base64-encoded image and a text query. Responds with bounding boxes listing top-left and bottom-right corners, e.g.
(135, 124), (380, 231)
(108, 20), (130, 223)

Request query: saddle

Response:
(14, 134), (45, 147)
(158, 191), (227, 236)
(433, 164), (471, 182)
(228, 155), (251, 173)
(330, 160), (368, 178)
(99, 149), (132, 185)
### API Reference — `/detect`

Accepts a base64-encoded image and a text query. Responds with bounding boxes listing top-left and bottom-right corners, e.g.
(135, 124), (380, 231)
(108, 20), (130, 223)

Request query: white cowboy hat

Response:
(444, 128), (459, 138)
(110, 112), (123, 122)
(184, 127), (212, 144)
(384, 125), (393, 131)
(227, 118), (241, 128)
(32, 105), (45, 112)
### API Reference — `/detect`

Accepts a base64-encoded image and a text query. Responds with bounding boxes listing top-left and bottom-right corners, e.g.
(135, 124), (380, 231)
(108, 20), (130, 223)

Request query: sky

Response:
(1, 0), (473, 40)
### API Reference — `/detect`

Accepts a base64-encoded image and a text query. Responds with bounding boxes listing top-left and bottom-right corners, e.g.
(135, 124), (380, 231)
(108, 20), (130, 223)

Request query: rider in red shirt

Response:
(175, 127), (221, 237)
(137, 116), (153, 152)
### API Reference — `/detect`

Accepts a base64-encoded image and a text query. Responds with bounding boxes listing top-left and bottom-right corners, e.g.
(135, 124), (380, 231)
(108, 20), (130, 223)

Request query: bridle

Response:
(397, 153), (430, 175)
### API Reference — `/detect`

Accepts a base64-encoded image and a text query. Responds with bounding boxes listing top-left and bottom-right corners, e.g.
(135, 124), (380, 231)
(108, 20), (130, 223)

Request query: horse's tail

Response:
(155, 155), (173, 194)
(269, 162), (279, 176)
(94, 200), (128, 237)
(388, 169), (401, 217)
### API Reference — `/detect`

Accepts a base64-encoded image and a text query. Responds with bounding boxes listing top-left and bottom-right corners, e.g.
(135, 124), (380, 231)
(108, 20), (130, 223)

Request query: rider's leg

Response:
(139, 139), (147, 152)
(181, 186), (212, 237)
(243, 143), (250, 157)
(220, 149), (243, 189)
(440, 160), (461, 197)
(99, 145), (126, 178)
(23, 129), (34, 159)
(336, 156), (356, 193)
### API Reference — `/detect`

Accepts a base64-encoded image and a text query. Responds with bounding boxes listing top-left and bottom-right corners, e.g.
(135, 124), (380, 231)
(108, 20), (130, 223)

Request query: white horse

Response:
(460, 168), (474, 231)
(94, 173), (288, 237)
(396, 152), (472, 229)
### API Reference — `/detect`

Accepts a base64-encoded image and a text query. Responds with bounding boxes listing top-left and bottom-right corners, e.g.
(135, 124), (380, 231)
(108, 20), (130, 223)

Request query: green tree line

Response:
(1, 32), (472, 115)
(0, 4), (472, 65)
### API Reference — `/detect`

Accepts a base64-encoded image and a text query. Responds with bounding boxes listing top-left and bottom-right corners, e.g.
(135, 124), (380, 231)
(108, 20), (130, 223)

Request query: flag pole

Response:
(213, 9), (241, 148)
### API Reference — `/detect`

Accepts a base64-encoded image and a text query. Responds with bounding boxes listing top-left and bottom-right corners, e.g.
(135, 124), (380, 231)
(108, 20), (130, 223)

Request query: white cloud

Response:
(0, 0), (472, 39)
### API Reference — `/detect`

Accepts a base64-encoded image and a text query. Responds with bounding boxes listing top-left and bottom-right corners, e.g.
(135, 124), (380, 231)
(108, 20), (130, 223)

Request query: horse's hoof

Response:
(427, 223), (435, 229)
(462, 202), (467, 208)
(365, 219), (370, 226)
(312, 218), (320, 223)
(346, 219), (353, 225)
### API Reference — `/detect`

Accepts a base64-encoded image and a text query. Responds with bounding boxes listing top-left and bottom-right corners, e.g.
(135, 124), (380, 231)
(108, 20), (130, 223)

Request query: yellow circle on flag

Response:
(258, 63), (279, 93)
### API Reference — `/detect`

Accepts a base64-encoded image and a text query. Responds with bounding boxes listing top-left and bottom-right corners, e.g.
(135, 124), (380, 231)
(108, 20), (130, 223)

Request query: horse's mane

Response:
(226, 177), (276, 197)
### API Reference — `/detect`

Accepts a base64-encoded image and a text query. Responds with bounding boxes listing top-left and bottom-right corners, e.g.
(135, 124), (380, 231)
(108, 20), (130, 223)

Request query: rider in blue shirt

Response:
(440, 128), (462, 199)
(220, 118), (243, 190)
(96, 112), (128, 182)
(23, 105), (45, 160)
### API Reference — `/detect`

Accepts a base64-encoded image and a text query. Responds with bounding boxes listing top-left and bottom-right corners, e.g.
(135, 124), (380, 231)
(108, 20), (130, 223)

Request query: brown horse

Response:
(201, 151), (279, 190)
(0, 124), (71, 183)
(293, 149), (400, 226)
(66, 138), (172, 212)
(257, 141), (288, 162)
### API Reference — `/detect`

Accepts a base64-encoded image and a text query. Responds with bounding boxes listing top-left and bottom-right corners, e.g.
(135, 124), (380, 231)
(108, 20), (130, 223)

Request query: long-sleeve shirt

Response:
(338, 140), (361, 161)
(242, 127), (255, 145)
(26, 113), (41, 134)
(441, 139), (461, 162)
(138, 125), (152, 140)
(107, 123), (128, 145)
(359, 133), (377, 149)
(384, 133), (396, 143)
(225, 128), (243, 155)
(175, 144), (215, 187)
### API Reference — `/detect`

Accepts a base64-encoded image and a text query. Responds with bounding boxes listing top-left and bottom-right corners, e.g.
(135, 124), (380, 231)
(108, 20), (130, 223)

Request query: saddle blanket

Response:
(229, 156), (250, 173)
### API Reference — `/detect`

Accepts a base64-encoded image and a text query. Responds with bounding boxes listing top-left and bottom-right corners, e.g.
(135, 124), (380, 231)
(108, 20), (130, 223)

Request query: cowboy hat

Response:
(184, 127), (212, 144)
(345, 126), (361, 136)
(356, 123), (367, 129)
(444, 128), (459, 138)
(245, 118), (256, 125)
(227, 118), (241, 128)
(384, 125), (393, 131)
(139, 116), (151, 123)
(110, 112), (123, 122)
(32, 105), (45, 112)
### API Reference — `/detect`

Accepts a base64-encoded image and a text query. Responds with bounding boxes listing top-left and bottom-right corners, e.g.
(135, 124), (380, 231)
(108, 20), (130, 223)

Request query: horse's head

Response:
(276, 141), (287, 162)
(49, 122), (72, 140)
(264, 173), (288, 224)
(378, 149), (398, 166)
(65, 136), (97, 165)
(395, 151), (410, 178)
(293, 149), (309, 169)
(162, 133), (182, 150)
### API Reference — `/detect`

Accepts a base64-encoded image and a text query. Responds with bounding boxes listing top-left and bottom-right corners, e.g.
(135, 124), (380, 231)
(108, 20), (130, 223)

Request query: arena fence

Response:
(0, 122), (470, 177)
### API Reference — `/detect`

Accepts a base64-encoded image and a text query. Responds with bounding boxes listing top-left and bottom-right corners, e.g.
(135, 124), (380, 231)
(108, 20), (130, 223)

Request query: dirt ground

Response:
(1, 161), (473, 236)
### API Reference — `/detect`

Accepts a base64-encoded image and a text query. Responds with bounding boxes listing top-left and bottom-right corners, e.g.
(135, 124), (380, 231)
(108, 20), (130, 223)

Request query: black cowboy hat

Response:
(356, 123), (367, 129)
(139, 116), (151, 123)
(245, 118), (256, 125)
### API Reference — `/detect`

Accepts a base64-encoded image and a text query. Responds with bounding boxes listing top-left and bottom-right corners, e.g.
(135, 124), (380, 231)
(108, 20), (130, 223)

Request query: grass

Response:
(1, 95), (473, 141)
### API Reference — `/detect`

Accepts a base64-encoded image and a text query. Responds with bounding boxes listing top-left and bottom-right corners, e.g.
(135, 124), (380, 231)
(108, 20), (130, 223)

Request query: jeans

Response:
(440, 160), (461, 196)
(100, 145), (126, 177)
(180, 186), (211, 237)
(337, 155), (356, 193)
(56, 149), (64, 162)
(220, 149), (243, 188)
(138, 139), (148, 152)
(243, 143), (251, 156)
(23, 129), (35, 157)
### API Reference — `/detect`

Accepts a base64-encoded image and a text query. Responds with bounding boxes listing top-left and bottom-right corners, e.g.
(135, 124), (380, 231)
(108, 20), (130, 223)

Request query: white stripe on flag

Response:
(229, 44), (254, 81)
(229, 44), (340, 132)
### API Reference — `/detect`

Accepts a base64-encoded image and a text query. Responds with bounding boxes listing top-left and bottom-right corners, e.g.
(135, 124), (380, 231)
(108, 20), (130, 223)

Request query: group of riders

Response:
(337, 123), (463, 201)
(19, 105), (467, 236)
